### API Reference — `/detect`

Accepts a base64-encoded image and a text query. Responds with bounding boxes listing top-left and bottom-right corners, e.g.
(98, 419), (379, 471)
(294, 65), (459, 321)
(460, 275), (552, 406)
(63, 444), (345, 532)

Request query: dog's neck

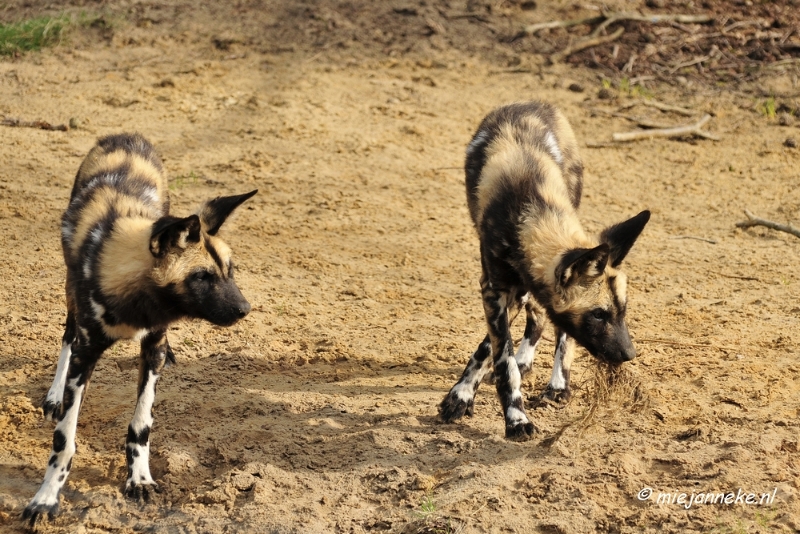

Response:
(96, 217), (157, 300)
(519, 206), (595, 289)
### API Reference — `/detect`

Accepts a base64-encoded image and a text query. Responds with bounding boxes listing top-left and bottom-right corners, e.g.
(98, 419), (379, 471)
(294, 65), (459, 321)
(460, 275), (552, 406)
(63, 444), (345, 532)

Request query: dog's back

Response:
(63, 133), (168, 264)
(464, 101), (584, 231)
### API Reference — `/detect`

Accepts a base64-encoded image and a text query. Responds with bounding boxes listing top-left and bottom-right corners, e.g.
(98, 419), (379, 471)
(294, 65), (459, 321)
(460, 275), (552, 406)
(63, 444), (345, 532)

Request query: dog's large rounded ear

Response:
(600, 210), (651, 267)
(555, 244), (610, 288)
(197, 190), (258, 235)
(150, 215), (201, 257)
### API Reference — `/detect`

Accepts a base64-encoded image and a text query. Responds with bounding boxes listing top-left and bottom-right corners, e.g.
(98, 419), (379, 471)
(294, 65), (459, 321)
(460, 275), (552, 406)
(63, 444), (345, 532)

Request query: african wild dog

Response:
(439, 102), (650, 440)
(23, 133), (256, 523)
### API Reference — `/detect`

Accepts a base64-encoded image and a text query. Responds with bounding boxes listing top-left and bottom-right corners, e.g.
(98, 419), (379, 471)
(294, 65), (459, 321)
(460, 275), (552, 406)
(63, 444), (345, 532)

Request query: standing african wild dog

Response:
(439, 102), (650, 440)
(23, 133), (257, 523)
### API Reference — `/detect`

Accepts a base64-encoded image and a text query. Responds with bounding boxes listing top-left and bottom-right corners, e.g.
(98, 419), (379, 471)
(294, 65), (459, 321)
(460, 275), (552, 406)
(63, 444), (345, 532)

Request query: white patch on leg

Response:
(126, 370), (159, 489)
(506, 405), (529, 425)
(44, 342), (71, 419)
(548, 333), (568, 390)
(497, 352), (522, 390)
(131, 371), (157, 433)
(452, 344), (492, 402)
(451, 381), (474, 403)
(514, 337), (538, 371)
(126, 442), (155, 489)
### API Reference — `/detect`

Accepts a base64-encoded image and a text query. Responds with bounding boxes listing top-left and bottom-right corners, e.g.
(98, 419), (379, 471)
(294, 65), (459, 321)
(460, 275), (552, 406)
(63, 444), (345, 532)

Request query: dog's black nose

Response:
(237, 301), (251, 318)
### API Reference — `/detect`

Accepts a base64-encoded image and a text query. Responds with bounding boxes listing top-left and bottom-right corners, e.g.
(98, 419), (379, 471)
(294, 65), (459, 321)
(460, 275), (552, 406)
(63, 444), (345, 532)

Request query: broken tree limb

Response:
(735, 209), (800, 239)
(612, 114), (719, 142)
(550, 27), (624, 64)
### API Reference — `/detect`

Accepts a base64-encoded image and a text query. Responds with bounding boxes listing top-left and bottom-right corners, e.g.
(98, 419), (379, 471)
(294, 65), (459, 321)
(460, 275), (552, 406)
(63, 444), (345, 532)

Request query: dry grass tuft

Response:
(544, 360), (650, 446)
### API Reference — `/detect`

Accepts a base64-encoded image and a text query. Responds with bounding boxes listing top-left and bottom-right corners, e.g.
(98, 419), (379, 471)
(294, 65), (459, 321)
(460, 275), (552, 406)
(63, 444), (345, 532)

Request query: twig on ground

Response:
(524, 15), (604, 35)
(719, 273), (760, 282)
(639, 99), (696, 116)
(670, 235), (718, 244)
(735, 209), (800, 239)
(550, 27), (624, 64)
(612, 114), (719, 142)
(668, 52), (715, 74)
(609, 12), (713, 25)
(2, 116), (68, 131)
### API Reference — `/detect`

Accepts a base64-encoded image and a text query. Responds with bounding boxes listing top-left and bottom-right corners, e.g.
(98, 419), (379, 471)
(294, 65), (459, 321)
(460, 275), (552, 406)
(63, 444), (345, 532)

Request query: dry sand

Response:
(0, 1), (799, 532)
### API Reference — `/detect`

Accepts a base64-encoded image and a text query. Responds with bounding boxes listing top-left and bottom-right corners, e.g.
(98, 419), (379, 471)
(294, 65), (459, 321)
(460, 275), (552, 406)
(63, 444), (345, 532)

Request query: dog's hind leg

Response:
(439, 334), (492, 422)
(43, 311), (76, 421)
(124, 329), (169, 501)
(24, 326), (109, 524)
(514, 296), (545, 379)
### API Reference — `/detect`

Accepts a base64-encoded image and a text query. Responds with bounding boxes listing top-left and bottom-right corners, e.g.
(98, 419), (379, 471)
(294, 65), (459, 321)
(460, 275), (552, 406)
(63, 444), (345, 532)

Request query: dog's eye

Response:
(192, 270), (213, 282)
(590, 308), (606, 321)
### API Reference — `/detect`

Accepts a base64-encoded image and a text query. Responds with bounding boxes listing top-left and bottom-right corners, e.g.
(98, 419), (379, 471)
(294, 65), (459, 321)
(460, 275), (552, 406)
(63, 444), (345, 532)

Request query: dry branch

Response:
(719, 273), (760, 282)
(670, 235), (718, 244)
(612, 114), (719, 142)
(525, 11), (712, 36)
(2, 116), (68, 131)
(639, 99), (696, 116)
(524, 15), (603, 35)
(735, 209), (800, 239)
(668, 52), (716, 74)
(550, 27), (624, 64)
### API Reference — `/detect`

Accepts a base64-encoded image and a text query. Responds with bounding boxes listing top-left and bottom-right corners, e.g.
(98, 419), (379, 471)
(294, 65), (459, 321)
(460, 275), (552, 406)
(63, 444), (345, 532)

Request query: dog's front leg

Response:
(125, 329), (169, 501)
(538, 330), (575, 405)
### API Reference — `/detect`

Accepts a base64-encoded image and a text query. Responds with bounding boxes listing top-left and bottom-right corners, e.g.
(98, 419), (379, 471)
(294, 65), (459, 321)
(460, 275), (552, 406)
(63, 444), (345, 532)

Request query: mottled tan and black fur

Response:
(24, 133), (257, 523)
(440, 102), (650, 440)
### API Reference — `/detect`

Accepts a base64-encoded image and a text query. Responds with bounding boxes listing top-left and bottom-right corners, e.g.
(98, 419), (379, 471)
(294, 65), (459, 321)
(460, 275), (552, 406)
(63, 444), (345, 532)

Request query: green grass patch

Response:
(601, 77), (654, 99)
(0, 16), (71, 56)
(756, 96), (777, 119)
(170, 171), (200, 190)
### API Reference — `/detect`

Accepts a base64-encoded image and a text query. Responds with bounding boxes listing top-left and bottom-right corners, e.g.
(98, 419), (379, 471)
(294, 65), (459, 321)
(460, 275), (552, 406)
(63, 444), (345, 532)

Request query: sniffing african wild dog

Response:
(23, 133), (256, 523)
(439, 102), (650, 440)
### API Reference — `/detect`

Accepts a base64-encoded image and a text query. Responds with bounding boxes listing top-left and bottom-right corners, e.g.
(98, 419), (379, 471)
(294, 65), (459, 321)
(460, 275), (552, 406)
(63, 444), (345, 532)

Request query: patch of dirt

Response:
(0, 1), (799, 533)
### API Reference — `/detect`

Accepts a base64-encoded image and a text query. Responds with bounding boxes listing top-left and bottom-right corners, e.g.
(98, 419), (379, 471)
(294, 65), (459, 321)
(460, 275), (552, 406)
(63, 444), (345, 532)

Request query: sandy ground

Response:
(0, 1), (799, 533)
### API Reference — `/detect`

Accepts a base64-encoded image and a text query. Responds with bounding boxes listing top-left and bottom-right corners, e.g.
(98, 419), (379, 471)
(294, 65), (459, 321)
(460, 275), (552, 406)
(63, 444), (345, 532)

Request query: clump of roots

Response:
(545, 361), (650, 446)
